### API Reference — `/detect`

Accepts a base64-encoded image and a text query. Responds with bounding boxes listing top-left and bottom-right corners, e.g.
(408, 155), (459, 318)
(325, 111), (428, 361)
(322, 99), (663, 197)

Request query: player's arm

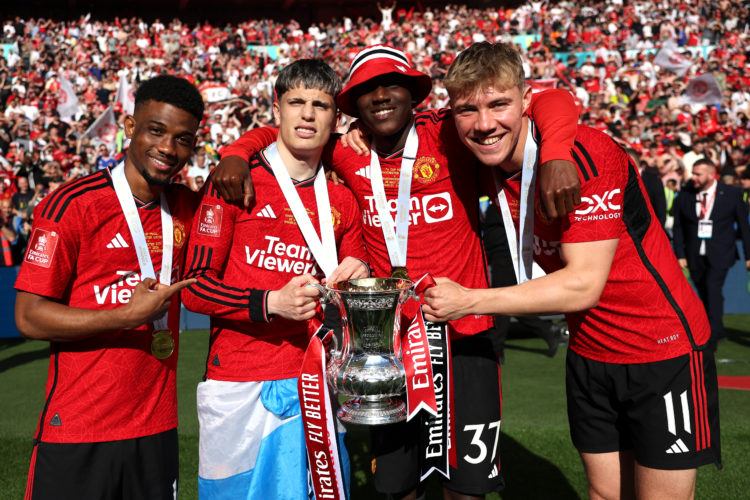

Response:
(181, 179), (321, 322)
(182, 179), (268, 321)
(211, 126), (279, 207)
(528, 89), (581, 218)
(15, 278), (195, 342)
(15, 196), (195, 341)
(422, 238), (619, 321)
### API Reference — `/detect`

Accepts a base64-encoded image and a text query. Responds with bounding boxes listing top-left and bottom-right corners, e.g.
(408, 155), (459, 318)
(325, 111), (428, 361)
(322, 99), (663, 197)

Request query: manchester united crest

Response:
(173, 220), (187, 249)
(412, 157), (440, 184)
(330, 206), (342, 228)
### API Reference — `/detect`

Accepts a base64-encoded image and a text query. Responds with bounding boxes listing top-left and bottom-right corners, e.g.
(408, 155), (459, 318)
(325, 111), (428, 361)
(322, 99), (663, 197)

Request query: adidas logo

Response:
(255, 204), (277, 219)
(355, 166), (371, 179)
(49, 413), (62, 427)
(666, 439), (689, 454)
(106, 233), (129, 249)
(488, 464), (499, 479)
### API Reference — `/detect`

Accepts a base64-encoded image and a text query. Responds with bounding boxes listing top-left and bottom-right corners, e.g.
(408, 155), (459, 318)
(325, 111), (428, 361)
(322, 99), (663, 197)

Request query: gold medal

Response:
(391, 267), (409, 280)
(151, 331), (175, 359)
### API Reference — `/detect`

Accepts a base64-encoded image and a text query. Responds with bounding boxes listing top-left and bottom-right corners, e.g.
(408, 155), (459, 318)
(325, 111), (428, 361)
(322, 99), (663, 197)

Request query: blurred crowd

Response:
(1, 0), (749, 263)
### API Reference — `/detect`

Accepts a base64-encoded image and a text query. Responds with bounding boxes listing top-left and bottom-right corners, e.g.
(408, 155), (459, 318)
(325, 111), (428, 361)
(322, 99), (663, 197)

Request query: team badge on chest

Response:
(330, 205), (342, 229)
(173, 219), (187, 248)
(412, 157), (440, 184)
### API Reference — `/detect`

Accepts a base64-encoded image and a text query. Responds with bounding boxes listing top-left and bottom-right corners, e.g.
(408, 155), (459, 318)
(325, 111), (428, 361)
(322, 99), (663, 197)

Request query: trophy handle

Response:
(305, 282), (330, 302)
(325, 331), (340, 362)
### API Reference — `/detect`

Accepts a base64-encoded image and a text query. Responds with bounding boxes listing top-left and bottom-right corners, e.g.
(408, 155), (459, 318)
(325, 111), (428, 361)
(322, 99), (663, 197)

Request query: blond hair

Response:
(444, 42), (526, 99)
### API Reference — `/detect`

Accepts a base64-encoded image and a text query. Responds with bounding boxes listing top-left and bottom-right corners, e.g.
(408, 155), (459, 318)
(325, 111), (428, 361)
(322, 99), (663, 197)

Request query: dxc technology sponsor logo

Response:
(574, 189), (622, 221)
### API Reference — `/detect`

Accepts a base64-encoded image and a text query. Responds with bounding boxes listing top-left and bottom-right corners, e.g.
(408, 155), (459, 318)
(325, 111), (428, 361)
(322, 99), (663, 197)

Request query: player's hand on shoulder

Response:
(538, 159), (581, 218)
(120, 277), (197, 329)
(325, 257), (369, 286)
(267, 274), (321, 321)
(325, 169), (345, 185)
(211, 156), (255, 207)
(422, 277), (473, 323)
(340, 121), (371, 156)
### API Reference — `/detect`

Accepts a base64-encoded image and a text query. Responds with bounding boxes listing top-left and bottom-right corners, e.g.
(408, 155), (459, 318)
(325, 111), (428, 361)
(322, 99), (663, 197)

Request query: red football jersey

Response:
(325, 109), (492, 339)
(488, 124), (710, 364)
(15, 169), (197, 443)
(182, 150), (367, 382)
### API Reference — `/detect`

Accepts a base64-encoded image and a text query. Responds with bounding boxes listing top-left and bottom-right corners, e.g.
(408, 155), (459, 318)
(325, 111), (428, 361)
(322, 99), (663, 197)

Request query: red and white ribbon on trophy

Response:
(400, 273), (455, 480)
(299, 316), (346, 500)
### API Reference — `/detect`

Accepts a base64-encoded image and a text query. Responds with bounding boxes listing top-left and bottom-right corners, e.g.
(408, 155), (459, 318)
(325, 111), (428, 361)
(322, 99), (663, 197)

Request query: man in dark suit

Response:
(673, 158), (750, 343)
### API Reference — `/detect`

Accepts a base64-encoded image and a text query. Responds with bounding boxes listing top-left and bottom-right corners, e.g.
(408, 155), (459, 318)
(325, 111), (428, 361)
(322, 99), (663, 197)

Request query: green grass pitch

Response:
(1, 315), (748, 499)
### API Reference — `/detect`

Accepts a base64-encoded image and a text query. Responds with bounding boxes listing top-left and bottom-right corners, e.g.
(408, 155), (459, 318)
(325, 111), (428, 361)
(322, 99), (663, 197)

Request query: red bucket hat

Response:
(337, 45), (432, 117)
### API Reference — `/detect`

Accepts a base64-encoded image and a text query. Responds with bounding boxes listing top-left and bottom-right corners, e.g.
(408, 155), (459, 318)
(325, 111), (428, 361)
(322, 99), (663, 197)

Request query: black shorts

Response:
(26, 428), (179, 500)
(371, 329), (504, 496)
(566, 349), (721, 470)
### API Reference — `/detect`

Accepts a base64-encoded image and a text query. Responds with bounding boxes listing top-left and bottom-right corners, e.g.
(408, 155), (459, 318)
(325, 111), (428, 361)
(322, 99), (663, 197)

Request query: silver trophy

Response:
(310, 278), (414, 425)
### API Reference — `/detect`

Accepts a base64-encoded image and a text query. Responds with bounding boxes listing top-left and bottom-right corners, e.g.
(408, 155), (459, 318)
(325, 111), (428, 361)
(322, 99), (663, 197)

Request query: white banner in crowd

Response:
(198, 82), (232, 103)
(57, 76), (80, 123)
(116, 75), (135, 115)
(654, 41), (692, 76)
(82, 107), (118, 151)
(681, 73), (723, 105)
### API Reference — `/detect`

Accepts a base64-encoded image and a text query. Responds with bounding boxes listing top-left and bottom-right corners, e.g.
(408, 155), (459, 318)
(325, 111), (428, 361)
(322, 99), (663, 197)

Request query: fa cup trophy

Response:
(310, 277), (414, 425)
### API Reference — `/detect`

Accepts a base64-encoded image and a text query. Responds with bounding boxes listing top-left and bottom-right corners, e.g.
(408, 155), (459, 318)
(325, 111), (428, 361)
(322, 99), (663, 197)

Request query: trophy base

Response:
(338, 397), (406, 425)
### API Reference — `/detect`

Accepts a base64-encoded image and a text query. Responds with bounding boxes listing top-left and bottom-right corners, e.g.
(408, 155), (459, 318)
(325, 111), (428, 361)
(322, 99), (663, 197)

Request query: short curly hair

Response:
(134, 75), (204, 122)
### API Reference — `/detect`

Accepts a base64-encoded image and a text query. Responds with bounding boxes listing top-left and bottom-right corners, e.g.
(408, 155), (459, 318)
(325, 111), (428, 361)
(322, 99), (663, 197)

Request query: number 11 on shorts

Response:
(664, 390), (691, 436)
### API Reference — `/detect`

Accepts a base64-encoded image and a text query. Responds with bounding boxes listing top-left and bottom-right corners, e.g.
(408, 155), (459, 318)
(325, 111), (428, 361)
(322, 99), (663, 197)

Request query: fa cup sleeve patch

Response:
(25, 228), (59, 268)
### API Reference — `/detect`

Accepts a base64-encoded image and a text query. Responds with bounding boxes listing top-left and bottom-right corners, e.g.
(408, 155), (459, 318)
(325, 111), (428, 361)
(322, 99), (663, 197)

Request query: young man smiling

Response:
(214, 45), (581, 500)
(15, 75), (203, 499)
(423, 42), (721, 500)
(182, 59), (368, 499)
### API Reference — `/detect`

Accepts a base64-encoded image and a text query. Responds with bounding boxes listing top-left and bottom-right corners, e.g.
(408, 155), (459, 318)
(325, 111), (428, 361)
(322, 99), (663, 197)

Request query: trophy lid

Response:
(327, 277), (412, 293)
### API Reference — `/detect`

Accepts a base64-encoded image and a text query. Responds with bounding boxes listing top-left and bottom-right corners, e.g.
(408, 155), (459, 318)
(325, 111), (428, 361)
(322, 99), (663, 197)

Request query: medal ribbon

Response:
(266, 143), (338, 279)
(369, 124), (419, 269)
(492, 121), (539, 284)
(111, 163), (173, 331)
(299, 327), (347, 500)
